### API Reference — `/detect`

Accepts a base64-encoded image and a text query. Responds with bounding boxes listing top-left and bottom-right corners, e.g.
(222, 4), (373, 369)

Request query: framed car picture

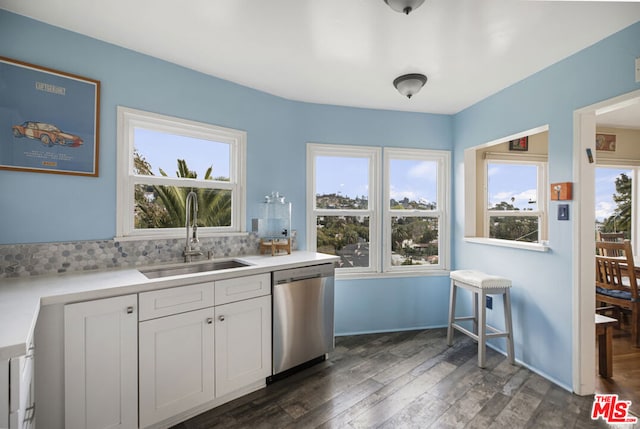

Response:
(0, 56), (100, 176)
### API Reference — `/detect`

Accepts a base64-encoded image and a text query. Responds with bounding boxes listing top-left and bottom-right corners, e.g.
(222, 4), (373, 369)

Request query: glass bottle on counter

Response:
(255, 192), (291, 255)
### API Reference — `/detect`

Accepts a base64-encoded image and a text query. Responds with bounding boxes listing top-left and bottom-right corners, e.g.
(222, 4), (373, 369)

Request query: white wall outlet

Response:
(636, 57), (640, 83)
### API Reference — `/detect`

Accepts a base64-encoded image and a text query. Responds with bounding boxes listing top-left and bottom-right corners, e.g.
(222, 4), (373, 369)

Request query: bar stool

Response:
(447, 270), (515, 368)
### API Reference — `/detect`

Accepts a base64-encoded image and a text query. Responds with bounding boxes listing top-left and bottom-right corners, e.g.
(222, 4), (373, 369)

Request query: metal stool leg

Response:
(503, 289), (515, 364)
(472, 290), (479, 335)
(477, 289), (487, 368)
(447, 279), (457, 346)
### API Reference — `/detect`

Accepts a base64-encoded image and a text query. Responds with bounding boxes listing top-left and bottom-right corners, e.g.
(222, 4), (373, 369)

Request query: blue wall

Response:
(453, 21), (640, 388)
(0, 11), (453, 336)
(290, 104), (453, 334)
(3, 9), (640, 390)
(0, 10), (297, 244)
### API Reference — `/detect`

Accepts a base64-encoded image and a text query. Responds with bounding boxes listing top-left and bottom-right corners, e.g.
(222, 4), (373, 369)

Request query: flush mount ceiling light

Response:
(393, 73), (427, 99)
(384, 0), (426, 15)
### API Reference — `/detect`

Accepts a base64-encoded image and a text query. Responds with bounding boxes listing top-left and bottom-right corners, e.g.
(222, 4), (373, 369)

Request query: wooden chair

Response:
(595, 240), (640, 346)
(598, 232), (625, 256)
(598, 232), (625, 241)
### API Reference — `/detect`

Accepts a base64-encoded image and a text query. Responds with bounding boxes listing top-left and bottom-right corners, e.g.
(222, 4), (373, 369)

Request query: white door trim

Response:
(573, 89), (640, 395)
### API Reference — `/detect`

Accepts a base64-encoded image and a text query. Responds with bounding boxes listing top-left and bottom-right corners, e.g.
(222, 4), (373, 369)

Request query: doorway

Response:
(574, 89), (640, 396)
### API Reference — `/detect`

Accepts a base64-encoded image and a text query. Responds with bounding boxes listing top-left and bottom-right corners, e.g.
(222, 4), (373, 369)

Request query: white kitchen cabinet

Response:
(0, 359), (6, 429)
(138, 307), (215, 428)
(138, 274), (272, 427)
(1, 343), (35, 429)
(9, 353), (35, 429)
(214, 295), (272, 398)
(64, 294), (138, 429)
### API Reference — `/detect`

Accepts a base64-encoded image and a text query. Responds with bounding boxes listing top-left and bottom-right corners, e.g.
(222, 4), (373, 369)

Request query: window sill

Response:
(463, 237), (550, 252)
(336, 269), (451, 281)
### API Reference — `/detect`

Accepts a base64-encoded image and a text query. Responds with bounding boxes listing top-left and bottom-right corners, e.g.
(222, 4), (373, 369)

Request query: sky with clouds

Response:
(595, 167), (631, 222)
(315, 156), (439, 206)
(134, 128), (230, 179)
(487, 163), (538, 211)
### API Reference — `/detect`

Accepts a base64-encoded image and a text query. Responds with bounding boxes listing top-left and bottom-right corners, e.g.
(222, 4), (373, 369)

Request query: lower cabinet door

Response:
(139, 307), (215, 428)
(1, 359), (8, 429)
(9, 351), (35, 429)
(64, 295), (138, 429)
(215, 295), (272, 398)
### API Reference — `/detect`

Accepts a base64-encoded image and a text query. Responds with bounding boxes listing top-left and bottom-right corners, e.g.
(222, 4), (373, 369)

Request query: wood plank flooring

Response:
(595, 324), (640, 416)
(172, 328), (617, 429)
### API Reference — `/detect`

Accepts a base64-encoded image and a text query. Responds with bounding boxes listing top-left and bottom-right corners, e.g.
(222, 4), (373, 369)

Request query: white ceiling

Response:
(1, 0), (640, 116)
(597, 99), (640, 129)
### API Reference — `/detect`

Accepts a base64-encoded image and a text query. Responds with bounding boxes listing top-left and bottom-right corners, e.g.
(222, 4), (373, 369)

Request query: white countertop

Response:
(0, 251), (338, 360)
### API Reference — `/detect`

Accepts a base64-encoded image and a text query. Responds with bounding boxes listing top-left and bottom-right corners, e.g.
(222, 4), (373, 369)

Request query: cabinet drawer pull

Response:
(218, 315), (225, 322)
(206, 317), (213, 324)
(126, 306), (134, 314)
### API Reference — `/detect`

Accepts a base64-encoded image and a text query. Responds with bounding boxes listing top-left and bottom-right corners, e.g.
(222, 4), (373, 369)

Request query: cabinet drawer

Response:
(215, 273), (271, 305)
(139, 282), (215, 321)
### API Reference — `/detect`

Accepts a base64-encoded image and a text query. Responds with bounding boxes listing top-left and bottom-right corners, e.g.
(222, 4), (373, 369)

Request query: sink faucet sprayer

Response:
(184, 191), (203, 262)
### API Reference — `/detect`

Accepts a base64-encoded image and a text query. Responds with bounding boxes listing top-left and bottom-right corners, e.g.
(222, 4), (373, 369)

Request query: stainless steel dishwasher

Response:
(270, 263), (335, 380)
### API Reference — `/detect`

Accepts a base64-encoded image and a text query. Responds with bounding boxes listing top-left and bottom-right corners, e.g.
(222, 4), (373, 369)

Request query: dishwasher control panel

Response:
(272, 263), (335, 284)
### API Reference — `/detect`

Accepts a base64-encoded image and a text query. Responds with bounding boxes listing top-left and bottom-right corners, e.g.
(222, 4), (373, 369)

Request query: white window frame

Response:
(484, 158), (547, 243)
(306, 143), (381, 275)
(463, 125), (551, 252)
(383, 148), (450, 273)
(116, 106), (246, 239)
(595, 162), (639, 256)
(307, 143), (450, 277)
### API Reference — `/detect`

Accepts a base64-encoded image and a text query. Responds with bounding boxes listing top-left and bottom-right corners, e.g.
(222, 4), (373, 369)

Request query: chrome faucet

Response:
(183, 191), (203, 262)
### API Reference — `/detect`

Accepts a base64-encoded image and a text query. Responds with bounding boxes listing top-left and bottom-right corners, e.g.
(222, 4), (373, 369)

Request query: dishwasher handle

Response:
(275, 272), (323, 285)
(272, 263), (335, 285)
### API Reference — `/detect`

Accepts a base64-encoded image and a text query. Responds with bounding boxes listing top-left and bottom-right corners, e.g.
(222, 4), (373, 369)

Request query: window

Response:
(384, 148), (449, 271)
(116, 107), (246, 238)
(307, 143), (450, 276)
(463, 126), (549, 250)
(486, 160), (546, 242)
(595, 166), (635, 250)
(307, 144), (380, 273)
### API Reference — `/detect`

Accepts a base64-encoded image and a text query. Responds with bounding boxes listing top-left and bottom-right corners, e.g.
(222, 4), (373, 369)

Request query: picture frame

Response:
(508, 137), (528, 151)
(595, 133), (616, 152)
(0, 56), (100, 176)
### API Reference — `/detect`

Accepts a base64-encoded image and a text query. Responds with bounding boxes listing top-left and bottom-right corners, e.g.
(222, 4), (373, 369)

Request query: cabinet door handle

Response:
(126, 306), (134, 314)
(25, 404), (35, 422)
(218, 315), (225, 322)
(206, 318), (213, 324)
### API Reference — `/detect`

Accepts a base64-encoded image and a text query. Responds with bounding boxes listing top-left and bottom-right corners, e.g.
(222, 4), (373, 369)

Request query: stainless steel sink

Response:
(139, 259), (251, 279)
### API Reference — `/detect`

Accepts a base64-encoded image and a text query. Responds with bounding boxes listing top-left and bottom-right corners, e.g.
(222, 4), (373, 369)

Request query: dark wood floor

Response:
(595, 323), (640, 416)
(172, 328), (615, 428)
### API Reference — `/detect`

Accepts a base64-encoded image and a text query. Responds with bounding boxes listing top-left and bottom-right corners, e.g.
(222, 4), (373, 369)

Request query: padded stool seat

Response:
(447, 270), (515, 368)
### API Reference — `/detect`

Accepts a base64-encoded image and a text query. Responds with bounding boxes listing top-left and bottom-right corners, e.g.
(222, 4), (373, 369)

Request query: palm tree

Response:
(134, 152), (231, 229)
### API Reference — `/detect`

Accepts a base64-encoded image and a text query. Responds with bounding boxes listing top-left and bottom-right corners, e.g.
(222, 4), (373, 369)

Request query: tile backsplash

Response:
(0, 232), (297, 278)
